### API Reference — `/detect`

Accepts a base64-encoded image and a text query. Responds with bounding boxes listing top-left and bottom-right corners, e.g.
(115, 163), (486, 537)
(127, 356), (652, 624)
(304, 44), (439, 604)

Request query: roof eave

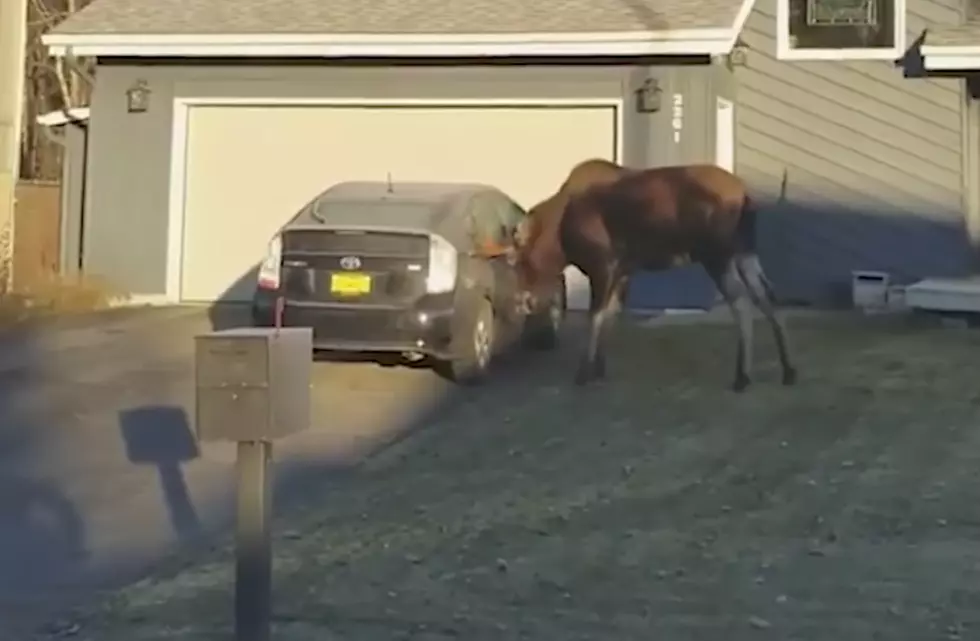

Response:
(42, 0), (760, 59)
(41, 29), (741, 58)
(921, 44), (980, 70)
(36, 107), (91, 126)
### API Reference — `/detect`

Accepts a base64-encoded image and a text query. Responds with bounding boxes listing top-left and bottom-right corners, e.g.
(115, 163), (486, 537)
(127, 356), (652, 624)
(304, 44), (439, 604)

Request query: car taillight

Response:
(257, 235), (282, 290)
(425, 233), (457, 294)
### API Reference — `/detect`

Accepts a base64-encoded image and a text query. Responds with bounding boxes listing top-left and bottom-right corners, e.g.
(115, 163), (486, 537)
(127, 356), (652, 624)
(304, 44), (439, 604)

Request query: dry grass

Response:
(51, 314), (980, 641)
(0, 211), (125, 328)
(0, 267), (127, 328)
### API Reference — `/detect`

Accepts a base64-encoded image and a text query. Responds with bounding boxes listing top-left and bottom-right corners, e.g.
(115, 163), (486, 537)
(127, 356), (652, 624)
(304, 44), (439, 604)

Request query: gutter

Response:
(41, 29), (740, 59)
(921, 44), (980, 71)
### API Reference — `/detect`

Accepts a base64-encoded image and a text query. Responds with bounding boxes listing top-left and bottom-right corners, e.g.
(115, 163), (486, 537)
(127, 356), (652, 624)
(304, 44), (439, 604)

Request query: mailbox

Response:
(194, 327), (312, 442)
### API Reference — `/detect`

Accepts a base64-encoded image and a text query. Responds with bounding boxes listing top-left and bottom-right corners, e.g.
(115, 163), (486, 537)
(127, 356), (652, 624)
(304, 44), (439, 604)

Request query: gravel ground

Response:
(48, 312), (980, 641)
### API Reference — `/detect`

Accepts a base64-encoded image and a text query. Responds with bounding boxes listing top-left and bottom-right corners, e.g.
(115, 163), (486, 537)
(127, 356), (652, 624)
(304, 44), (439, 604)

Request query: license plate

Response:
(330, 272), (372, 295)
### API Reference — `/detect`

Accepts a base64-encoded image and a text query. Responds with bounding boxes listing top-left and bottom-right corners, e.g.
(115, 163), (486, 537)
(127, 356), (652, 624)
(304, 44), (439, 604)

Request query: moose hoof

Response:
(782, 367), (798, 386)
(731, 375), (751, 393)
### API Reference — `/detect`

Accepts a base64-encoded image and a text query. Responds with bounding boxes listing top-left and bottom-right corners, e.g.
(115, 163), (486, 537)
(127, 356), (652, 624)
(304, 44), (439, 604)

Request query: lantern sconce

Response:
(729, 38), (749, 67)
(126, 79), (151, 113)
(634, 78), (662, 114)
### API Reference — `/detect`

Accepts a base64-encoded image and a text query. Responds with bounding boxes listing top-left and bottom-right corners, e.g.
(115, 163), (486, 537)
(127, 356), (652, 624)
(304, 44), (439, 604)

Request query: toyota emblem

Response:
(339, 256), (362, 270)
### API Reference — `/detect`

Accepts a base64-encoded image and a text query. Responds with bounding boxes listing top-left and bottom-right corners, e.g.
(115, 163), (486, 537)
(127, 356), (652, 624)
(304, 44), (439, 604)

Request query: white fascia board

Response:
(42, 29), (738, 58)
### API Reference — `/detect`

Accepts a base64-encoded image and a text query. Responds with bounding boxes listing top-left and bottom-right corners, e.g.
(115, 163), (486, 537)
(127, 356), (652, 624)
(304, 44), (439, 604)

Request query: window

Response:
(468, 194), (509, 251)
(468, 194), (527, 255)
(498, 200), (528, 238)
(776, 0), (905, 61)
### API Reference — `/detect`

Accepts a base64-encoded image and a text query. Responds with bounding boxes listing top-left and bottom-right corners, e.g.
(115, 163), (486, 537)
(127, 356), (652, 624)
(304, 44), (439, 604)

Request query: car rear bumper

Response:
(252, 291), (456, 359)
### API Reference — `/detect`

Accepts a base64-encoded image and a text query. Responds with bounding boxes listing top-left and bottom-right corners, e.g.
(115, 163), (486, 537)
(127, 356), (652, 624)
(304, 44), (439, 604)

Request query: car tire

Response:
(434, 298), (495, 385)
(522, 281), (566, 350)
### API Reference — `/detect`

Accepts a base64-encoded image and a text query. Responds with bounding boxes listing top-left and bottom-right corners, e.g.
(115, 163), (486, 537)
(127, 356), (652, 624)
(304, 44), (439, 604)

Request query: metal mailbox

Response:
(194, 327), (312, 442)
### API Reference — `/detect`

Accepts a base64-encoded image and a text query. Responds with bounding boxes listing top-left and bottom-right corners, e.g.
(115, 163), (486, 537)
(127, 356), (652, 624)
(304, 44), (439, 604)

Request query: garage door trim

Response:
(165, 96), (624, 302)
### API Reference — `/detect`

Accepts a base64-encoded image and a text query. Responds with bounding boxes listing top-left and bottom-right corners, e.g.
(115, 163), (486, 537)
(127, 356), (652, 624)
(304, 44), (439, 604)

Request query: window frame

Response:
(775, 0), (907, 61)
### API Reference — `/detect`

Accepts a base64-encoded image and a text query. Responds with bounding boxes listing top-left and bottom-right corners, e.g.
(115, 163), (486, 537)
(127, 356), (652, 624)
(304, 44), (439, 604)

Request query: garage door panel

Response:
(180, 105), (616, 303)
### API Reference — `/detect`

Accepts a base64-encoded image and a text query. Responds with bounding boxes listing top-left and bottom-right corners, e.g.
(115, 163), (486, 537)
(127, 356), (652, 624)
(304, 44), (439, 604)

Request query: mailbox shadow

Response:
(119, 406), (203, 541)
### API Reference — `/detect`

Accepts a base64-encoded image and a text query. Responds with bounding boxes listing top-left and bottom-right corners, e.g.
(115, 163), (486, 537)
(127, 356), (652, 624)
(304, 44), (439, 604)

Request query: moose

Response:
(508, 159), (798, 392)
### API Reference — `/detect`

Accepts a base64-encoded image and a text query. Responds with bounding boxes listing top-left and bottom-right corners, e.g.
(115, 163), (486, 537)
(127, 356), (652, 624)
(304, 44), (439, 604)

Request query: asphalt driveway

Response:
(6, 305), (980, 641)
(0, 305), (462, 637)
(52, 307), (980, 641)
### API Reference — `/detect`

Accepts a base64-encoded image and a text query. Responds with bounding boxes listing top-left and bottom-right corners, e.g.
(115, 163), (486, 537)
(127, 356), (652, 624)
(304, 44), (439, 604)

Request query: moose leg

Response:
(576, 262), (619, 385)
(708, 260), (754, 392)
(592, 274), (630, 380)
(734, 253), (798, 386)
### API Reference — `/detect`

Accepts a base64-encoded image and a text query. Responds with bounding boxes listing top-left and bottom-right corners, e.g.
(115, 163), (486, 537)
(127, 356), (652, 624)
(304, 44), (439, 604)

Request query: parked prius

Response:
(251, 180), (566, 383)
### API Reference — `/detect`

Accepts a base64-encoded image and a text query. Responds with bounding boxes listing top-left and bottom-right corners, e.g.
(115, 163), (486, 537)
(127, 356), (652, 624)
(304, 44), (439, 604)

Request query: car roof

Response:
(319, 180), (495, 206)
(285, 180), (516, 247)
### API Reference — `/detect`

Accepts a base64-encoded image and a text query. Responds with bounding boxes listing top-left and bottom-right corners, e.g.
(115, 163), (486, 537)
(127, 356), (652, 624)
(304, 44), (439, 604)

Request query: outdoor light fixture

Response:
(729, 38), (749, 67)
(126, 79), (151, 113)
(634, 78), (662, 114)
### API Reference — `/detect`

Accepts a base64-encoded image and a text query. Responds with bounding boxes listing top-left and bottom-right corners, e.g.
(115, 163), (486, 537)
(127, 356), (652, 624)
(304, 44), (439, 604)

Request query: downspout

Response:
(60, 55), (94, 273)
(75, 120), (89, 272)
(39, 116), (89, 273)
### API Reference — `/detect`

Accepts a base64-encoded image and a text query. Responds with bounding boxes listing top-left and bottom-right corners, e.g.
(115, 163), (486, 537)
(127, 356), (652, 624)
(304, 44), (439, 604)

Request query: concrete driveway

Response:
(0, 305), (462, 637)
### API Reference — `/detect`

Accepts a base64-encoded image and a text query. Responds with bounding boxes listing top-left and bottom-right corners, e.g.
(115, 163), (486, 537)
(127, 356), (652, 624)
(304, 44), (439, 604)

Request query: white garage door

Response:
(179, 104), (618, 304)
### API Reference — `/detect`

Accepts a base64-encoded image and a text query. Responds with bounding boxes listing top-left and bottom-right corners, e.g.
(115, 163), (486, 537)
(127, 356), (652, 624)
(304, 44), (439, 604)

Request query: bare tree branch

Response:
(19, 0), (96, 179)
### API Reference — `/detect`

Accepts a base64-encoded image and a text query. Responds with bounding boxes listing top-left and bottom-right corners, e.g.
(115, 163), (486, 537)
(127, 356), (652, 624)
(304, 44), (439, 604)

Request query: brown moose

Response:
(507, 159), (798, 392)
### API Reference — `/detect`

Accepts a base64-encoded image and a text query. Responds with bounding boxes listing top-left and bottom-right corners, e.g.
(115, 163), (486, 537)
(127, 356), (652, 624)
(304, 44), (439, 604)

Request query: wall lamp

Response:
(634, 78), (663, 114)
(126, 79), (151, 113)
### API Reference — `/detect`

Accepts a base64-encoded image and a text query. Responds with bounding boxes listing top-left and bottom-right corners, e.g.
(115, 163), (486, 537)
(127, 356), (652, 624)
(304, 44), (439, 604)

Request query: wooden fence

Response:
(13, 180), (61, 291)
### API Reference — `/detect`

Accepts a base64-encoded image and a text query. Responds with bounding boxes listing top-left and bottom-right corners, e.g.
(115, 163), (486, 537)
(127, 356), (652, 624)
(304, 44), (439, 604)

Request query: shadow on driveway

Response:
(0, 312), (93, 635)
(120, 406), (202, 542)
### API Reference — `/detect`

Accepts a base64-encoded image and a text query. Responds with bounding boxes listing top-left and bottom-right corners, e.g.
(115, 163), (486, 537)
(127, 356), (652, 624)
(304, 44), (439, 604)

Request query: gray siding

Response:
(59, 123), (86, 275)
(735, 0), (973, 306)
(83, 62), (712, 299)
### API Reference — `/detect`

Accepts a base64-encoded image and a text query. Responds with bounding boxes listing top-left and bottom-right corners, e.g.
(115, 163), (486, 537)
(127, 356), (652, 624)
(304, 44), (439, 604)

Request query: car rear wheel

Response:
(523, 281), (566, 350)
(433, 298), (495, 384)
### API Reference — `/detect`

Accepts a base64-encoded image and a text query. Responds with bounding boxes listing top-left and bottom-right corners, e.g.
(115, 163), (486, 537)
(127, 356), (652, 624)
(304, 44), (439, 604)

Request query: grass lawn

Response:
(63, 313), (980, 641)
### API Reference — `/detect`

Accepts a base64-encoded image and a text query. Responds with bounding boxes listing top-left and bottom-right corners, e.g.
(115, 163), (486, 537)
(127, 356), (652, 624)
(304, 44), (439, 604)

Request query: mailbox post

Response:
(194, 327), (312, 641)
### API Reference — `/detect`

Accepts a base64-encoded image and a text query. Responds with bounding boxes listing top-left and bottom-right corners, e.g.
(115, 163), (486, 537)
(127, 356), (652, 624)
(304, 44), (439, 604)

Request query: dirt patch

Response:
(54, 315), (980, 640)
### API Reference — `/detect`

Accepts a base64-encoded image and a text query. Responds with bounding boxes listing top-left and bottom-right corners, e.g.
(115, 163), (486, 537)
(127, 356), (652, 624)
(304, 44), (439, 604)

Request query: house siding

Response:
(735, 0), (974, 306)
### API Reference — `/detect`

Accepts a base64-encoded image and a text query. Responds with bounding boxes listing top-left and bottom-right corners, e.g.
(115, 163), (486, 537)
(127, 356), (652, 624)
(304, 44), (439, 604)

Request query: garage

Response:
(176, 102), (620, 304)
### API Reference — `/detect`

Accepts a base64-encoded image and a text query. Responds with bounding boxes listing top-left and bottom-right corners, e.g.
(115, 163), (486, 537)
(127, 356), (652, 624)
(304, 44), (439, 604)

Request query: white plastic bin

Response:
(852, 270), (889, 310)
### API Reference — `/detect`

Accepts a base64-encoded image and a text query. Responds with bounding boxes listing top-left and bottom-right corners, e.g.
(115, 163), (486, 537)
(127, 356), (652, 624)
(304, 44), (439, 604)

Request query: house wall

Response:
(734, 0), (974, 306)
(60, 123), (86, 275)
(84, 61), (714, 299)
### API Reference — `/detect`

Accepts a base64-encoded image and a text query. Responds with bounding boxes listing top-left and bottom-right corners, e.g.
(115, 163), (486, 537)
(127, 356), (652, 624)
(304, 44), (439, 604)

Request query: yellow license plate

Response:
(330, 272), (372, 295)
